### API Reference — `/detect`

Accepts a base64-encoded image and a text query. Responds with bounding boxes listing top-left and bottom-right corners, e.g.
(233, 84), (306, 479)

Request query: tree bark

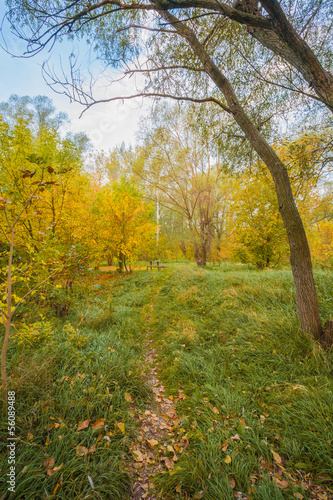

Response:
(155, 3), (323, 339)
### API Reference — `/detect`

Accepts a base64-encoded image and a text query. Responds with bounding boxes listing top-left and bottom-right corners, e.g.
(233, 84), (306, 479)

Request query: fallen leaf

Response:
(133, 448), (143, 462)
(272, 450), (282, 464)
(76, 446), (89, 456)
(224, 455), (232, 464)
(91, 418), (105, 430)
(231, 434), (240, 441)
(44, 458), (55, 468)
(77, 419), (90, 431)
(275, 478), (289, 488)
(115, 422), (125, 434)
(294, 494), (303, 499)
(124, 393), (132, 402)
(167, 445), (175, 453)
(212, 406), (220, 414)
(108, 347), (115, 352)
(52, 464), (63, 473)
(27, 432), (33, 441)
(147, 439), (159, 448)
(221, 440), (229, 452)
(229, 477), (236, 489)
(161, 456), (174, 470)
(89, 444), (96, 454)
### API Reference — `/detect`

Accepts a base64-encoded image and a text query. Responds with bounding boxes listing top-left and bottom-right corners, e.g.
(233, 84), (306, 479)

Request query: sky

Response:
(0, 5), (148, 151)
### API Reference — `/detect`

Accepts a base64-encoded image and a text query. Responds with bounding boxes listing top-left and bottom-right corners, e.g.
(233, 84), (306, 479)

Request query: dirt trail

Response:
(129, 299), (187, 499)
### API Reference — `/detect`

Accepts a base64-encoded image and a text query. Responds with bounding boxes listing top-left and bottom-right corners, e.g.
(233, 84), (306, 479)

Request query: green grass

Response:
(0, 273), (152, 499)
(139, 264), (333, 499)
(1, 264), (332, 499)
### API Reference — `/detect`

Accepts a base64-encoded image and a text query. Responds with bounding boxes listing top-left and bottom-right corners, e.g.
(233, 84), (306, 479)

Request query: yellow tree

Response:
(94, 179), (156, 272)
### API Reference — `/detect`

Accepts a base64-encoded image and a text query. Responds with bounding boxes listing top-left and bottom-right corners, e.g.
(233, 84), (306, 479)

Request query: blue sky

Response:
(0, 5), (147, 150)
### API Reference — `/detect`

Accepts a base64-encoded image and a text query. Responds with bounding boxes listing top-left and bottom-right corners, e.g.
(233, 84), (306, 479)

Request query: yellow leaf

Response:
(133, 448), (143, 462)
(27, 432), (33, 441)
(52, 464), (63, 473)
(116, 422), (125, 434)
(212, 407), (220, 414)
(271, 450), (282, 464)
(224, 455), (232, 464)
(147, 438), (159, 448)
(124, 393), (132, 402)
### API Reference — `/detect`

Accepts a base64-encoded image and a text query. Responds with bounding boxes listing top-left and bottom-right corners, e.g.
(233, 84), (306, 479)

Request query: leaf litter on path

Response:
(129, 337), (185, 500)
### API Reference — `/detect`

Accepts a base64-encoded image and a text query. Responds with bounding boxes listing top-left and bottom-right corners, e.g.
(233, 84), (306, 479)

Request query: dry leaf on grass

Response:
(221, 439), (229, 452)
(133, 448), (143, 462)
(147, 438), (159, 448)
(271, 450), (282, 464)
(275, 478), (289, 488)
(115, 422), (125, 434)
(77, 419), (90, 431)
(161, 456), (174, 470)
(76, 446), (89, 456)
(91, 418), (105, 430)
(229, 478), (236, 489)
(43, 458), (55, 468)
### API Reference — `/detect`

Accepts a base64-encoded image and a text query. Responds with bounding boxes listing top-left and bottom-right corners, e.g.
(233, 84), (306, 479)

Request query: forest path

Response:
(129, 290), (187, 500)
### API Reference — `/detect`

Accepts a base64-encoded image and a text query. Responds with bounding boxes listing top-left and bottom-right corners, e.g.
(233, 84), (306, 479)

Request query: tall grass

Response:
(1, 264), (332, 499)
(0, 273), (152, 499)
(143, 264), (333, 499)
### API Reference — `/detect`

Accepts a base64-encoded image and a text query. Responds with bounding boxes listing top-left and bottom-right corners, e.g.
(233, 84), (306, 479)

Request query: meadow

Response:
(0, 263), (332, 499)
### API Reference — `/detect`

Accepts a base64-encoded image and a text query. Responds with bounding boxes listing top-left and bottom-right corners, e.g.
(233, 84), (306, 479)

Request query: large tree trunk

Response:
(157, 5), (323, 339)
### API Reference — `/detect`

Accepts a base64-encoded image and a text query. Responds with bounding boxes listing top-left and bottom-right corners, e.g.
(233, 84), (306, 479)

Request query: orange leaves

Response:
(77, 419), (90, 431)
(43, 457), (63, 476)
(91, 418), (105, 430)
(124, 392), (132, 402)
(77, 417), (106, 432)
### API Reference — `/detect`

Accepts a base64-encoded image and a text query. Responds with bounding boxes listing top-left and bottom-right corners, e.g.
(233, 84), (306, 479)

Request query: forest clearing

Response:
(1, 264), (332, 499)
